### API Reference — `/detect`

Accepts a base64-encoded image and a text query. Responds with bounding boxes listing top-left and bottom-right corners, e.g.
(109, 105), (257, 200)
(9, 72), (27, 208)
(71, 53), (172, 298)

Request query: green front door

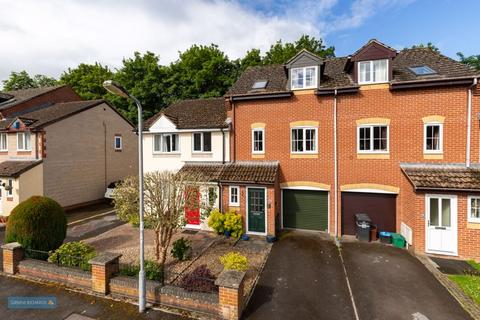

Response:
(247, 188), (266, 233)
(283, 190), (328, 231)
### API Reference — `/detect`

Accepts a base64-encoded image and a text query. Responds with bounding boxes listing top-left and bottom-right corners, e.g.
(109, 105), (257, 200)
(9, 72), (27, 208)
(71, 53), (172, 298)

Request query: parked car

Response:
(105, 181), (121, 199)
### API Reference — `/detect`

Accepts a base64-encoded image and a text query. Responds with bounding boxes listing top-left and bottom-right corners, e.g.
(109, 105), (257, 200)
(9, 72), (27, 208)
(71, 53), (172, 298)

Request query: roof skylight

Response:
(252, 80), (268, 90)
(409, 66), (436, 75)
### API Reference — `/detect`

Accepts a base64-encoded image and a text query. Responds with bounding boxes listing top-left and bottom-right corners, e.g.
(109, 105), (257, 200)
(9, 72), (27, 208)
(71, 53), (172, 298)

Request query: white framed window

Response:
(0, 133), (7, 151)
(358, 59), (388, 84)
(424, 123), (443, 153)
(357, 125), (389, 153)
(7, 179), (13, 197)
(153, 133), (179, 153)
(114, 136), (122, 151)
(192, 132), (212, 152)
(229, 186), (239, 206)
(252, 128), (265, 154)
(291, 66), (318, 90)
(468, 196), (480, 223)
(17, 132), (31, 151)
(291, 127), (317, 153)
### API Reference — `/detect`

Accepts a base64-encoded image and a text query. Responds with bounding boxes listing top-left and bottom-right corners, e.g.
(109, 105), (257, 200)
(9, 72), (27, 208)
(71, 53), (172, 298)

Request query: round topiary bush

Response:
(5, 196), (67, 254)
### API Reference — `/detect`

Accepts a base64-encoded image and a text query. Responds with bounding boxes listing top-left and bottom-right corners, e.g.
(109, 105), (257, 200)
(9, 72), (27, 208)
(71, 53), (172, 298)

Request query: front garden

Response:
(448, 260), (480, 305)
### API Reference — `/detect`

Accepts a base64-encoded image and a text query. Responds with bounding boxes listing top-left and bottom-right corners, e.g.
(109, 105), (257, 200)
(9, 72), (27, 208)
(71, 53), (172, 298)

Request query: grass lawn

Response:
(448, 260), (480, 305)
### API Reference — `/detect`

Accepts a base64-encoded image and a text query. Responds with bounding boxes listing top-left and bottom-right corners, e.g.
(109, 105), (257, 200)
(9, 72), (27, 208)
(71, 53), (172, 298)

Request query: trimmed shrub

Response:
(224, 210), (243, 238)
(171, 237), (191, 261)
(48, 241), (96, 271)
(180, 265), (217, 293)
(220, 252), (248, 271)
(5, 196), (67, 254)
(208, 209), (225, 234)
(119, 260), (163, 281)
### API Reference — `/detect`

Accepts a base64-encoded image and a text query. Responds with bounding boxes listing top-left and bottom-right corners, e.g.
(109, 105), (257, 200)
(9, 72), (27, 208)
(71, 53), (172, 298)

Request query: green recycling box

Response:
(391, 233), (405, 248)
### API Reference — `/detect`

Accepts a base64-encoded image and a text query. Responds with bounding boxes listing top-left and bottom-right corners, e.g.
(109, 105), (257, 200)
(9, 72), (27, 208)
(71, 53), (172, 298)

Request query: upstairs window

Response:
(153, 133), (179, 153)
(193, 132), (212, 152)
(358, 125), (388, 152)
(252, 128), (264, 154)
(358, 59), (388, 84)
(114, 135), (122, 151)
(291, 66), (317, 90)
(291, 127), (317, 153)
(17, 132), (31, 151)
(424, 123), (443, 153)
(0, 133), (7, 151)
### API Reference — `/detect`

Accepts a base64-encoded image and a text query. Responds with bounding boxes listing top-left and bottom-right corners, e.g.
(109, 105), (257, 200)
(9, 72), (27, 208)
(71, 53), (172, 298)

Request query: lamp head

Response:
(103, 80), (130, 99)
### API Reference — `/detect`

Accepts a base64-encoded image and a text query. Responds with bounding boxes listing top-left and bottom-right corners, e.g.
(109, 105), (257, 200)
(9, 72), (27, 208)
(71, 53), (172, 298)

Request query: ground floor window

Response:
(468, 196), (480, 223)
(229, 186), (239, 206)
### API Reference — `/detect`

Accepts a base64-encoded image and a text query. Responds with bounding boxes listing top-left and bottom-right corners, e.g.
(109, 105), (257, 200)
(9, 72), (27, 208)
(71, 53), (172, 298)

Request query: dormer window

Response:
(358, 59), (388, 84)
(291, 66), (317, 90)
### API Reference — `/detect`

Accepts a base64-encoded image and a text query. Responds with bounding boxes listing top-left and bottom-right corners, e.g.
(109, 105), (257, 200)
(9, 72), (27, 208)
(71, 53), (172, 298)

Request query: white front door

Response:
(425, 195), (457, 255)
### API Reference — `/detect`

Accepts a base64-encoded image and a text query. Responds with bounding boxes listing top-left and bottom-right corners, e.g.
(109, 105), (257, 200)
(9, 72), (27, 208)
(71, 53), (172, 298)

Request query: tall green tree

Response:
(2, 71), (58, 91)
(60, 63), (113, 100)
(457, 52), (480, 70)
(263, 35), (335, 65)
(166, 44), (237, 103)
(238, 49), (263, 71)
(409, 42), (440, 52)
(113, 51), (169, 122)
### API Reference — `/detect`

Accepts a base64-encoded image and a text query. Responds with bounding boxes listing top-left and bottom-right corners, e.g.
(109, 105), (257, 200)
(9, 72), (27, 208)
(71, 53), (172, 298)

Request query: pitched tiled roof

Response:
(178, 161), (279, 184)
(392, 48), (479, 83)
(225, 65), (288, 97)
(0, 85), (66, 109)
(319, 57), (354, 89)
(144, 98), (227, 130)
(18, 100), (104, 129)
(0, 160), (43, 178)
(401, 163), (480, 191)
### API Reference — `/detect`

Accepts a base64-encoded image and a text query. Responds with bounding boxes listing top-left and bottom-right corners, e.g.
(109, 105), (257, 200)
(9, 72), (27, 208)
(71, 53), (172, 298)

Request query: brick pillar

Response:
(2, 242), (24, 274)
(215, 270), (246, 320)
(89, 252), (121, 294)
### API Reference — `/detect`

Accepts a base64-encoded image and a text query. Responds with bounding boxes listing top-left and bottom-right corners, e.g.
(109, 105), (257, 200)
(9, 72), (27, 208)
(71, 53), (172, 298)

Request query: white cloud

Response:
(0, 0), (334, 82)
(0, 0), (415, 83)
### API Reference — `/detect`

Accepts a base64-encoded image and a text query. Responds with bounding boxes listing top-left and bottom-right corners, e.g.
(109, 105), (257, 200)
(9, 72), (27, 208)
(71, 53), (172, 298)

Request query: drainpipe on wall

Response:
(221, 127), (225, 164)
(466, 78), (478, 168)
(103, 121), (107, 189)
(230, 97), (236, 162)
(333, 89), (339, 239)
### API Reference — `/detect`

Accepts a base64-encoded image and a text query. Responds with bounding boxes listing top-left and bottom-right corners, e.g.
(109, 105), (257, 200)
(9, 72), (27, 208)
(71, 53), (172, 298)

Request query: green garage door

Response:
(282, 190), (328, 231)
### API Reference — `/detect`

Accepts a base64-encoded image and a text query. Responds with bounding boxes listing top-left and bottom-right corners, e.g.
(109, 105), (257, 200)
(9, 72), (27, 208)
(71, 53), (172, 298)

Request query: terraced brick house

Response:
(0, 85), (137, 216)
(221, 39), (480, 260)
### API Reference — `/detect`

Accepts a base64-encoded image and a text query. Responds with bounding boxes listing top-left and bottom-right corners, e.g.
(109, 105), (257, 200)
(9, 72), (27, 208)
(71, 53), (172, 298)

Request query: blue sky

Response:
(0, 0), (478, 82)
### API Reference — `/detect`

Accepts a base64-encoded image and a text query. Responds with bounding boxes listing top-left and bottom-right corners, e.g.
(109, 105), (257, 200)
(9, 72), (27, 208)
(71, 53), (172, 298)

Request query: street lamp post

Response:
(103, 80), (146, 313)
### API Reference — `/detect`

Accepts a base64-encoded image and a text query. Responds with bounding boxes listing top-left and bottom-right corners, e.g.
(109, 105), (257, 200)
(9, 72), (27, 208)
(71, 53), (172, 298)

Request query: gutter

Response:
(390, 76), (479, 90)
(466, 77), (478, 167)
(316, 86), (359, 95)
(229, 92), (292, 101)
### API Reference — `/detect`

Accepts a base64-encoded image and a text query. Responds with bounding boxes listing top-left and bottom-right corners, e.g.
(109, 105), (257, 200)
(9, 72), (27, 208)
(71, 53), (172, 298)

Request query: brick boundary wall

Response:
(1, 243), (247, 320)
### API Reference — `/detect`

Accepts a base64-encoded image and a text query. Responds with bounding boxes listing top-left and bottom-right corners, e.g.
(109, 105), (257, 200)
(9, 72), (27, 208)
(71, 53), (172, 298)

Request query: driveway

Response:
(341, 241), (470, 320)
(244, 231), (471, 320)
(243, 231), (355, 320)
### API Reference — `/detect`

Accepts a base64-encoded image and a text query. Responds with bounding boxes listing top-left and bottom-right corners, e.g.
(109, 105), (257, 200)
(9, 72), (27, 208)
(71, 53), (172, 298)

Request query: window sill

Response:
(292, 89), (316, 95)
(153, 152), (181, 156)
(229, 203), (240, 207)
(467, 222), (480, 229)
(423, 153), (443, 160)
(192, 152), (213, 156)
(252, 154), (265, 159)
(358, 82), (389, 90)
(290, 153), (318, 159)
(357, 153), (390, 159)
(114, 149), (123, 152)
(16, 151), (32, 155)
(6, 197), (13, 202)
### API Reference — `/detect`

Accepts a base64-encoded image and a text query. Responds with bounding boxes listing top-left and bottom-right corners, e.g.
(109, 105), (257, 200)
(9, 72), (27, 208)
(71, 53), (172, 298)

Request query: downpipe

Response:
(466, 78), (478, 167)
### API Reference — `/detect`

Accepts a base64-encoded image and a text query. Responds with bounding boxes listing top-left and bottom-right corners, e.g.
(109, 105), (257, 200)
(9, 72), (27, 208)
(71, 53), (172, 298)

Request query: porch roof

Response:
(401, 163), (480, 191)
(179, 161), (279, 185)
(0, 160), (43, 178)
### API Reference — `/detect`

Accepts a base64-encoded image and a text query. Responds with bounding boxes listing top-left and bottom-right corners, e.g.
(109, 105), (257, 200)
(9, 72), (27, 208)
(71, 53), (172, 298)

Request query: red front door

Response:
(185, 187), (200, 225)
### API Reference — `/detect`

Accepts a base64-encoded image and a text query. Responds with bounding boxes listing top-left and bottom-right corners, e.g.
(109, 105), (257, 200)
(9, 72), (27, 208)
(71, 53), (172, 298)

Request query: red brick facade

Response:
(226, 84), (480, 260)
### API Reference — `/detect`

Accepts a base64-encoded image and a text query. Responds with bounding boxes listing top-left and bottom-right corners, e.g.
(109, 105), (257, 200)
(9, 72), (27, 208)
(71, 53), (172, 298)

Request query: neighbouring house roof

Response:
(401, 163), (480, 191)
(0, 160), (43, 178)
(178, 161), (279, 184)
(17, 99), (105, 129)
(227, 46), (479, 97)
(144, 97), (228, 130)
(0, 85), (66, 109)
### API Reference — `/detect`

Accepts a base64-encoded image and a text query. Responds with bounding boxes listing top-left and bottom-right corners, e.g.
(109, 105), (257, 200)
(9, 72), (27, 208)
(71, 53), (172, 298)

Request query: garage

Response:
(282, 190), (328, 231)
(341, 192), (396, 235)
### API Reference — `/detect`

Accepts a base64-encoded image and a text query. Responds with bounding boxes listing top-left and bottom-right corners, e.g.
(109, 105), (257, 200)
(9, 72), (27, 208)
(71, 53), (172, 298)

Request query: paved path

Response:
(244, 231), (471, 320)
(243, 231), (355, 320)
(0, 275), (189, 320)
